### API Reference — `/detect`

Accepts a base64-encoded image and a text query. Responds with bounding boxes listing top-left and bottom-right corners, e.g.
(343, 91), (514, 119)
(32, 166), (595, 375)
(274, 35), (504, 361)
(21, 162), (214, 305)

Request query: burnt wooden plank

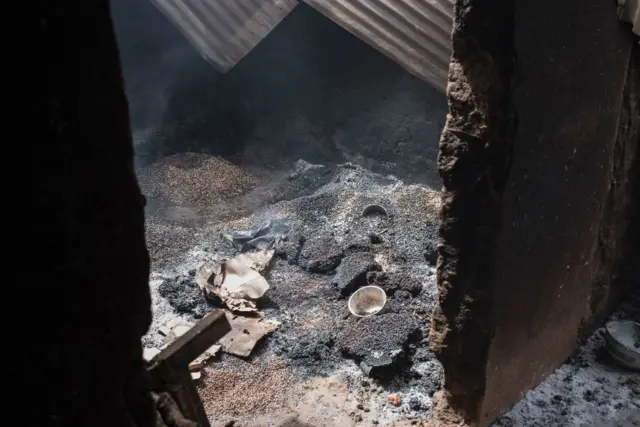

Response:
(149, 309), (231, 427)
(151, 309), (231, 368)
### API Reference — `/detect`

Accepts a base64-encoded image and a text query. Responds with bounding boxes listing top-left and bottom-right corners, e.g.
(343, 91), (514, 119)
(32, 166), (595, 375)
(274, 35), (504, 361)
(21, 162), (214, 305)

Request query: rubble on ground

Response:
(299, 236), (344, 273)
(157, 275), (213, 318)
(367, 271), (423, 297)
(388, 394), (402, 407)
(493, 293), (640, 426)
(338, 313), (420, 377)
(138, 156), (449, 424)
(196, 250), (274, 312)
(221, 219), (290, 252)
(333, 252), (382, 295)
(218, 313), (277, 358)
(140, 154), (640, 425)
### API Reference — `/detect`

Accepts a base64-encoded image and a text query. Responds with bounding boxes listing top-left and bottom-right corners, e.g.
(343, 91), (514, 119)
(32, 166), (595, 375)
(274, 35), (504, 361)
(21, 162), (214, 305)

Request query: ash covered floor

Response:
(494, 293), (640, 427)
(139, 153), (443, 426)
(139, 153), (639, 426)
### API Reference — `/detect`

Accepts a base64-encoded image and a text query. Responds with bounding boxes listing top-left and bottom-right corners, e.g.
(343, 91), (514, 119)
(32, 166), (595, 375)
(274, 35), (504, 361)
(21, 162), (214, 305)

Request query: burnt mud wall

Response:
(483, 2), (636, 424)
(12, 1), (153, 427)
(587, 47), (640, 325)
(111, 1), (447, 185)
(429, 0), (516, 425)
(431, 0), (639, 425)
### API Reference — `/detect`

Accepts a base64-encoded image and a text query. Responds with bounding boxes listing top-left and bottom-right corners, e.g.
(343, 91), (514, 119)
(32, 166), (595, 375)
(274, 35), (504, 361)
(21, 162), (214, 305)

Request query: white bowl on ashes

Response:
(348, 286), (387, 317)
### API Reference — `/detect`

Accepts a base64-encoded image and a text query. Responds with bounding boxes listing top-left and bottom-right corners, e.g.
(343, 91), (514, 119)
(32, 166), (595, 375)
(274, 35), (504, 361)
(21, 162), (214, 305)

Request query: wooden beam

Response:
(148, 309), (231, 427)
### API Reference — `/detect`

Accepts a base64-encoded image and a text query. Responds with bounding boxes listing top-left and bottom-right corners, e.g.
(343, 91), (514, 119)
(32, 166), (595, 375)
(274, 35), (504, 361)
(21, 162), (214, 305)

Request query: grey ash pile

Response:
(139, 154), (444, 423)
(139, 153), (639, 426)
(492, 291), (640, 427)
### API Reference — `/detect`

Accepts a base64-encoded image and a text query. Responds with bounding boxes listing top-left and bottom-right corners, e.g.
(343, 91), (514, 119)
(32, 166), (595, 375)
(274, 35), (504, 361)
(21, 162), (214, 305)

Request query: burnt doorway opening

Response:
(113, 1), (447, 425)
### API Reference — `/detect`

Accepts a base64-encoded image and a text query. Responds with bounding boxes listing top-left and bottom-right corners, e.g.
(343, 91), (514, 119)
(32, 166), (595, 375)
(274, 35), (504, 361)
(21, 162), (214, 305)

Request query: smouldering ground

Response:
(139, 153), (443, 426)
(139, 153), (639, 427)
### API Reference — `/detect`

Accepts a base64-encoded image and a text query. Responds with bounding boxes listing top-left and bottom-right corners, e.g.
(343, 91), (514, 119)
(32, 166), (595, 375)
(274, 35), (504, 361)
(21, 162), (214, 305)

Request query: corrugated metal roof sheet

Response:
(150, 0), (454, 90)
(150, 0), (299, 72)
(304, 0), (454, 91)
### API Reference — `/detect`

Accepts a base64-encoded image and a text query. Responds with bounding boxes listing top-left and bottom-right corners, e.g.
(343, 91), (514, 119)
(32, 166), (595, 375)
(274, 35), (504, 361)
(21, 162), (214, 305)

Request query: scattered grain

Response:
(138, 152), (260, 206)
(198, 356), (293, 417)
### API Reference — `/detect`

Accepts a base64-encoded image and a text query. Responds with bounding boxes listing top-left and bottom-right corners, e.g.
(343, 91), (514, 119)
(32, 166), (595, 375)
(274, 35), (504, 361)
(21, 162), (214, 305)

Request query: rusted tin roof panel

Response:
(151, 0), (299, 72)
(304, 0), (454, 91)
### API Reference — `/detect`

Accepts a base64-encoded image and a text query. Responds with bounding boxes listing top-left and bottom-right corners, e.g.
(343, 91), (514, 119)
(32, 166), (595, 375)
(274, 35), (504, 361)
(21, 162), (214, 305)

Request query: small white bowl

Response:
(348, 286), (387, 317)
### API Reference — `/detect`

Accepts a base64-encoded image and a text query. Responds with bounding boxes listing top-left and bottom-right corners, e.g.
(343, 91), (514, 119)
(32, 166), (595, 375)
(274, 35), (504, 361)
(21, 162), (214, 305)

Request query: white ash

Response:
(139, 154), (444, 424)
(493, 304), (640, 427)
(139, 153), (640, 427)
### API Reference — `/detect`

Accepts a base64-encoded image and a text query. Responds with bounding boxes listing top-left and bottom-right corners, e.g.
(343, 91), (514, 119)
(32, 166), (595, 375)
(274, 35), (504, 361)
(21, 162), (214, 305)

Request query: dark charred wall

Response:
(429, 0), (516, 425)
(588, 47), (640, 324)
(483, 2), (636, 423)
(12, 2), (153, 427)
(431, 0), (638, 425)
(111, 1), (447, 185)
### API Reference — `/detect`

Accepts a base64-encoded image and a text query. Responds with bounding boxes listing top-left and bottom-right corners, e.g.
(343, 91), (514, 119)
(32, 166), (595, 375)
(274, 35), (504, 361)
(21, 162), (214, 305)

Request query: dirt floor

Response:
(138, 153), (639, 427)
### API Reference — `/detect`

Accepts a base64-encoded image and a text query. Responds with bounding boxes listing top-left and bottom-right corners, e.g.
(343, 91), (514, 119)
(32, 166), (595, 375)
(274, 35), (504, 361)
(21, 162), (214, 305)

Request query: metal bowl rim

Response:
(604, 320), (640, 370)
(605, 320), (640, 349)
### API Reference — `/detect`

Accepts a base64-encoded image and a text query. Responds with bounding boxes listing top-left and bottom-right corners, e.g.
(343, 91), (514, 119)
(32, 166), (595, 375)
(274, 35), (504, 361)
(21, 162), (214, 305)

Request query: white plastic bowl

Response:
(348, 286), (387, 317)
